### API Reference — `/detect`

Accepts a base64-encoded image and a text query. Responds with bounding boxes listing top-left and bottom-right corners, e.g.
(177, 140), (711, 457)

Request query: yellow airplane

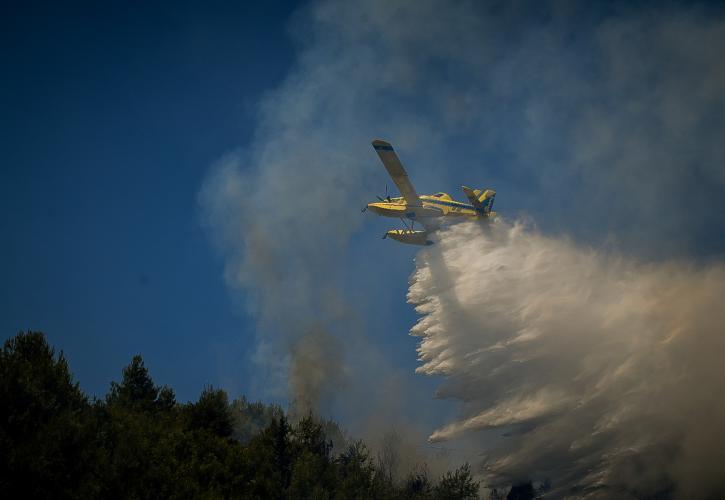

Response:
(363, 139), (496, 245)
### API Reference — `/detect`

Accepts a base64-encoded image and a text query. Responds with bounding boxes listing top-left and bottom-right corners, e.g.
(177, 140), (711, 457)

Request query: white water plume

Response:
(409, 220), (725, 498)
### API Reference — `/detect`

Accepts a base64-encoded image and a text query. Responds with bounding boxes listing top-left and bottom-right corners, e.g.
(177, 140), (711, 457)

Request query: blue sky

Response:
(2, 0), (725, 437)
(1, 1), (302, 401)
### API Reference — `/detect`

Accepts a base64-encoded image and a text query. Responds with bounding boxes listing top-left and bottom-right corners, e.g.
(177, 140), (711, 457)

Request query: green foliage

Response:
(434, 463), (480, 500)
(0, 331), (95, 499)
(187, 385), (234, 438)
(245, 414), (293, 498)
(106, 354), (175, 412)
(93, 355), (183, 498)
(289, 415), (334, 498)
(335, 440), (377, 499)
(1, 330), (490, 499)
(231, 395), (284, 443)
(402, 468), (433, 499)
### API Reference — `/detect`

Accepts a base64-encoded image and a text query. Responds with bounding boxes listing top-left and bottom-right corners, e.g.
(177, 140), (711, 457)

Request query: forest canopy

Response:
(0, 331), (501, 499)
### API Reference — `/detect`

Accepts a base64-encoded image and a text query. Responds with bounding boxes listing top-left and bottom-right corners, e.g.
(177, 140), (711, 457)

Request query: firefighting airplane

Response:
(363, 139), (496, 245)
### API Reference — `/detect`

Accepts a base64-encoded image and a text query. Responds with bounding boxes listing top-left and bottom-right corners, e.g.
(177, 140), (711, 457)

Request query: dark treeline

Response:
(0, 331), (497, 499)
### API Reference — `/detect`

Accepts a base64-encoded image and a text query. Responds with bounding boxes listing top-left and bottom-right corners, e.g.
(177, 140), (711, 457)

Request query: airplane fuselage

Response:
(365, 139), (496, 245)
(366, 193), (493, 222)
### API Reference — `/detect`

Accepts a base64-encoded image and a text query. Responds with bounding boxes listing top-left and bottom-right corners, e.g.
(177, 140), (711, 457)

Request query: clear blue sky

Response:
(1, 1), (302, 401)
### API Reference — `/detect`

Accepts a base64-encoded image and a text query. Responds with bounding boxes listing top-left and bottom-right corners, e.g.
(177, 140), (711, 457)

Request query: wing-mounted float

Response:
(364, 140), (496, 245)
(383, 228), (434, 246)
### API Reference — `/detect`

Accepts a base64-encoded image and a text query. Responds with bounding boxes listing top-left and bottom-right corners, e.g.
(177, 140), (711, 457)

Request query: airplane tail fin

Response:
(462, 186), (496, 214)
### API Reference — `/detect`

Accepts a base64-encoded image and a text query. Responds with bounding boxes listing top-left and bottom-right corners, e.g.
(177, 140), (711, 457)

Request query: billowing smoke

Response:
(199, 0), (725, 492)
(288, 328), (345, 418)
(199, 151), (435, 443)
(199, 152), (360, 412)
(410, 220), (725, 498)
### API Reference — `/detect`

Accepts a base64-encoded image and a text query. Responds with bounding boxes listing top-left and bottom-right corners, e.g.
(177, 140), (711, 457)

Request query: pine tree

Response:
(434, 463), (479, 500)
(0, 331), (94, 498)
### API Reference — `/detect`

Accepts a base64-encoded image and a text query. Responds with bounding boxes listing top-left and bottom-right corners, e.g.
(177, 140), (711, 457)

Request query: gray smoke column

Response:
(409, 220), (725, 498)
(288, 328), (345, 418)
(199, 151), (362, 414)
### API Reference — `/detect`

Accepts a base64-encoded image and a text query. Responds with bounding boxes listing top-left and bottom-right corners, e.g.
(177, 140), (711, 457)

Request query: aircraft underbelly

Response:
(405, 205), (443, 219)
(368, 203), (442, 219)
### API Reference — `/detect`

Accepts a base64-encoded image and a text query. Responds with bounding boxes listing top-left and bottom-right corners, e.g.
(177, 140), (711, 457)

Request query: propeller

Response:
(363, 185), (391, 213)
(376, 185), (391, 202)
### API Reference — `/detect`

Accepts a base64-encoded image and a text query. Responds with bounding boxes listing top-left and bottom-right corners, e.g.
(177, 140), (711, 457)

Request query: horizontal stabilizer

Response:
(462, 186), (496, 214)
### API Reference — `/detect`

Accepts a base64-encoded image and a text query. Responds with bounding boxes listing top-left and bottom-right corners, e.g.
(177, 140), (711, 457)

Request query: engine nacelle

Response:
(384, 229), (433, 246)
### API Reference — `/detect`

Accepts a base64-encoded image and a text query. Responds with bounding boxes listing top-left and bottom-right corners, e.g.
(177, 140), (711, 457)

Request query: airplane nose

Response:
(367, 203), (388, 215)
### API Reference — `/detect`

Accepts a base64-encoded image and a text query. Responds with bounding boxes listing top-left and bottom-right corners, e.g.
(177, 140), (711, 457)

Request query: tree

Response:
(1, 332), (522, 499)
(294, 414), (333, 459)
(230, 395), (284, 443)
(507, 481), (536, 500)
(289, 415), (334, 498)
(106, 354), (175, 412)
(434, 463), (479, 500)
(335, 440), (377, 499)
(377, 428), (402, 484)
(245, 415), (293, 499)
(402, 467), (433, 499)
(187, 385), (234, 438)
(95, 355), (181, 498)
(0, 331), (95, 498)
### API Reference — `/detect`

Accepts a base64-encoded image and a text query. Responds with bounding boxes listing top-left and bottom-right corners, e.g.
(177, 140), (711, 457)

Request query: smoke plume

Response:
(199, 0), (725, 492)
(410, 220), (725, 498)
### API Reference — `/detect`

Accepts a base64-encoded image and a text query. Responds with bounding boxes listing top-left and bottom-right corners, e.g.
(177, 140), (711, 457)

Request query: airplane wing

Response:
(372, 140), (422, 206)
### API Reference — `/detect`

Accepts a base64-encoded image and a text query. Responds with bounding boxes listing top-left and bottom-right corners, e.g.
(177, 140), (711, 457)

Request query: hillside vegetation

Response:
(0, 331), (487, 499)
